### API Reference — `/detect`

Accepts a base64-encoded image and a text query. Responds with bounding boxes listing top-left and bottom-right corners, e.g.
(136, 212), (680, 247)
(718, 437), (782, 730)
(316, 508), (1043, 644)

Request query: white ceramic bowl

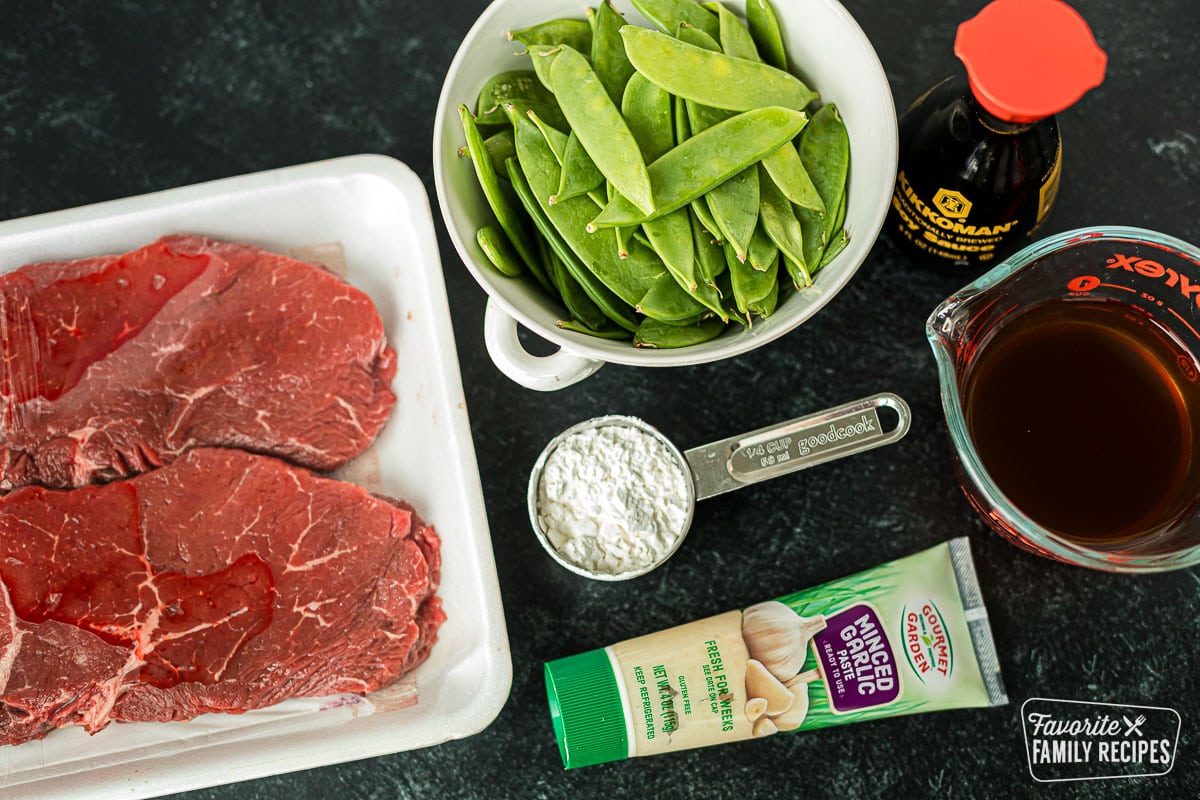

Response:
(433, 0), (897, 391)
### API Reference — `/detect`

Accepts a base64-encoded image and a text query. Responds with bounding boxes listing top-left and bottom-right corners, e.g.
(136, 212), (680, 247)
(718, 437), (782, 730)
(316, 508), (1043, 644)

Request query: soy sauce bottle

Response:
(888, 0), (1106, 269)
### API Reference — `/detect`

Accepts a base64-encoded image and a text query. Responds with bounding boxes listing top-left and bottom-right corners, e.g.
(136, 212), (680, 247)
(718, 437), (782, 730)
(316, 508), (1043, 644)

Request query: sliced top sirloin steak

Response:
(0, 447), (444, 745)
(0, 235), (398, 490)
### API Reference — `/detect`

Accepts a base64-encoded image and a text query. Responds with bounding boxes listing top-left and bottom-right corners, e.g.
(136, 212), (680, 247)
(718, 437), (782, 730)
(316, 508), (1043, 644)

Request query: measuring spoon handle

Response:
(684, 393), (912, 501)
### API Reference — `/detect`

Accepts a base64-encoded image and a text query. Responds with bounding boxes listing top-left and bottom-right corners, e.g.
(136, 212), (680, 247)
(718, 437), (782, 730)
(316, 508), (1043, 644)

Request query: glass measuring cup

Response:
(927, 226), (1200, 572)
(527, 393), (911, 580)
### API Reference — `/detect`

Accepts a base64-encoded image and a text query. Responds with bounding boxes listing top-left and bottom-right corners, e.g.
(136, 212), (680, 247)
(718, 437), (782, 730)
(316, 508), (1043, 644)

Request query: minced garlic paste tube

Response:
(544, 538), (1007, 768)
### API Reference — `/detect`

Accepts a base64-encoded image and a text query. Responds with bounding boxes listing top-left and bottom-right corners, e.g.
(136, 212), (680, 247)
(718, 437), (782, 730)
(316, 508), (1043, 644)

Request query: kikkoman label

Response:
(890, 171), (1020, 261)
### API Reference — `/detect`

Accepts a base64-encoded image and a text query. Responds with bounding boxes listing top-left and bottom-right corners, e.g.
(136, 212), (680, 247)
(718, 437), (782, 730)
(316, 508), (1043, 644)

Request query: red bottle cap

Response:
(954, 0), (1107, 124)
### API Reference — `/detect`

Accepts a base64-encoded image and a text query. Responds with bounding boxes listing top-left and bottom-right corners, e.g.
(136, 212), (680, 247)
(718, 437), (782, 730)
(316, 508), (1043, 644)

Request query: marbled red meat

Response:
(0, 447), (443, 745)
(0, 235), (397, 490)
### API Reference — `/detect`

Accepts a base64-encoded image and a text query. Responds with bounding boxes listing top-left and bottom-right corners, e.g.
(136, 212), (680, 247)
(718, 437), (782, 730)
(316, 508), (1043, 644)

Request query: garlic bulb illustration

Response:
(752, 716), (779, 737)
(770, 669), (822, 731)
(744, 659), (795, 716)
(741, 601), (827, 681)
(745, 697), (768, 722)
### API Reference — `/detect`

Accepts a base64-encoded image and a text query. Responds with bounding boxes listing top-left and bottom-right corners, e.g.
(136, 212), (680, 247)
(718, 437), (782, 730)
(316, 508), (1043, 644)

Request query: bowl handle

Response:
(483, 300), (604, 391)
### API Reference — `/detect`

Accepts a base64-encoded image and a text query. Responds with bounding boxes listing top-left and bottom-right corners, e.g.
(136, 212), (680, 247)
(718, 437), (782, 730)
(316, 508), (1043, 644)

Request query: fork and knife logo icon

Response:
(1122, 714), (1146, 738)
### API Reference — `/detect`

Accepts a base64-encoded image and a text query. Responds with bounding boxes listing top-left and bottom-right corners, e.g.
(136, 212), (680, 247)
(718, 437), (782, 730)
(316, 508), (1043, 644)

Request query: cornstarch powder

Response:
(537, 424), (690, 575)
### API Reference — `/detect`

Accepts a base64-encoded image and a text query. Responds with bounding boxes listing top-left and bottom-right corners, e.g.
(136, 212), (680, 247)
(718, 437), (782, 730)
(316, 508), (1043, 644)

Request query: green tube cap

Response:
(544, 648), (629, 769)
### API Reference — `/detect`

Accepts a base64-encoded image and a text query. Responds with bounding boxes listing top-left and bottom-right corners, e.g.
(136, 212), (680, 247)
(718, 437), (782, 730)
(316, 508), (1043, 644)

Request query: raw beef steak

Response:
(0, 235), (397, 490)
(0, 447), (444, 745)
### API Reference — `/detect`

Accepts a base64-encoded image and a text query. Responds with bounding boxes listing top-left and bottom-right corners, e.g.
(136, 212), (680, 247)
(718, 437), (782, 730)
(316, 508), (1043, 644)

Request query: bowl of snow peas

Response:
(433, 0), (897, 390)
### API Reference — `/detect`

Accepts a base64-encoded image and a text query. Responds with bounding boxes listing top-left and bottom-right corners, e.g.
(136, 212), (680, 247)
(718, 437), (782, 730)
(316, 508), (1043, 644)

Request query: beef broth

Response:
(963, 298), (1200, 543)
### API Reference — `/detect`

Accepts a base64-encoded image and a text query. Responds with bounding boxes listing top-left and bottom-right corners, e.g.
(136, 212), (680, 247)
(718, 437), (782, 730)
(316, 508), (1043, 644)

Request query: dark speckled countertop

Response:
(2, 1), (1198, 798)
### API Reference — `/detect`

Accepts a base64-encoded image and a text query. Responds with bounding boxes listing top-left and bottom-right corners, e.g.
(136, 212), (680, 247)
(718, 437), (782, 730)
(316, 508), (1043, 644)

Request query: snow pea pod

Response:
(589, 105), (808, 229)
(820, 226), (850, 269)
(621, 216), (719, 323)
(509, 18), (592, 53)
(629, 0), (719, 41)
(475, 69), (566, 129)
(557, 130), (605, 203)
(709, 2), (760, 61)
(829, 187), (848, 240)
(676, 26), (731, 135)
(727, 244), (778, 316)
(673, 93), (690, 148)
(643, 209), (728, 319)
(669, 88), (723, 243)
(550, 45), (655, 216)
(690, 197), (722, 243)
(636, 271), (709, 324)
(674, 19), (758, 261)
(800, 103), (850, 212)
(511, 110), (664, 307)
(521, 107), (607, 208)
(715, 268), (744, 326)
(681, 12), (819, 216)
(621, 26), (816, 112)
(633, 315), (726, 349)
(758, 164), (812, 288)
(526, 45), (563, 92)
(816, 188), (849, 270)
(545, 240), (609, 331)
(559, 318), (632, 339)
(795, 204), (827, 270)
(686, 9), (820, 218)
(691, 207), (726, 287)
(703, 165), (759, 262)
(523, 107), (568, 162)
(592, 1), (636, 105)
(746, 0), (788, 70)
(795, 103), (850, 268)
(747, 222), (779, 271)
(747, 271), (780, 318)
(830, 182), (848, 233)
(761, 142), (823, 212)
(458, 104), (551, 293)
(620, 71), (709, 305)
(482, 129), (517, 176)
(505, 155), (639, 332)
(621, 73), (673, 164)
(476, 223), (525, 278)
(676, 20), (721, 51)
(642, 209), (697, 290)
(534, 230), (557, 292)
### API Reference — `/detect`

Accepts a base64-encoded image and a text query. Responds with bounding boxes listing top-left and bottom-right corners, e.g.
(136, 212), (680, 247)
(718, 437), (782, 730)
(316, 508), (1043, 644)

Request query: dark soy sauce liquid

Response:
(964, 299), (1199, 543)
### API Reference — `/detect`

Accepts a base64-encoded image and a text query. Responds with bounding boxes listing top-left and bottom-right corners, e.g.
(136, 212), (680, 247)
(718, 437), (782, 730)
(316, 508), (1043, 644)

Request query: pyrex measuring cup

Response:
(927, 226), (1200, 572)
(528, 393), (911, 580)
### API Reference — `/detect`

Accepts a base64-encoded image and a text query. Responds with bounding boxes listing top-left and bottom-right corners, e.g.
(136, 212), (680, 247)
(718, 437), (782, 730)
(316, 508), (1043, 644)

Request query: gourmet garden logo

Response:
(1021, 698), (1181, 782)
(900, 601), (953, 684)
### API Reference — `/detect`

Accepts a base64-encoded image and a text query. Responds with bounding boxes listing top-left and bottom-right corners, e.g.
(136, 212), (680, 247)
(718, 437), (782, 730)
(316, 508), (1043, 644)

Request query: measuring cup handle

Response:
(684, 393), (912, 500)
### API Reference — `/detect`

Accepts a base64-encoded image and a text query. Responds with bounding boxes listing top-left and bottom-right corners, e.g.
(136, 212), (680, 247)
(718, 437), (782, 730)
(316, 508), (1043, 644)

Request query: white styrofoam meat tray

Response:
(0, 155), (512, 798)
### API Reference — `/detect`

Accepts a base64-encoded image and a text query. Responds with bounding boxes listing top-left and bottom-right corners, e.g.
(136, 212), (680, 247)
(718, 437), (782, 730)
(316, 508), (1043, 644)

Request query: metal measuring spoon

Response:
(527, 392), (912, 580)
